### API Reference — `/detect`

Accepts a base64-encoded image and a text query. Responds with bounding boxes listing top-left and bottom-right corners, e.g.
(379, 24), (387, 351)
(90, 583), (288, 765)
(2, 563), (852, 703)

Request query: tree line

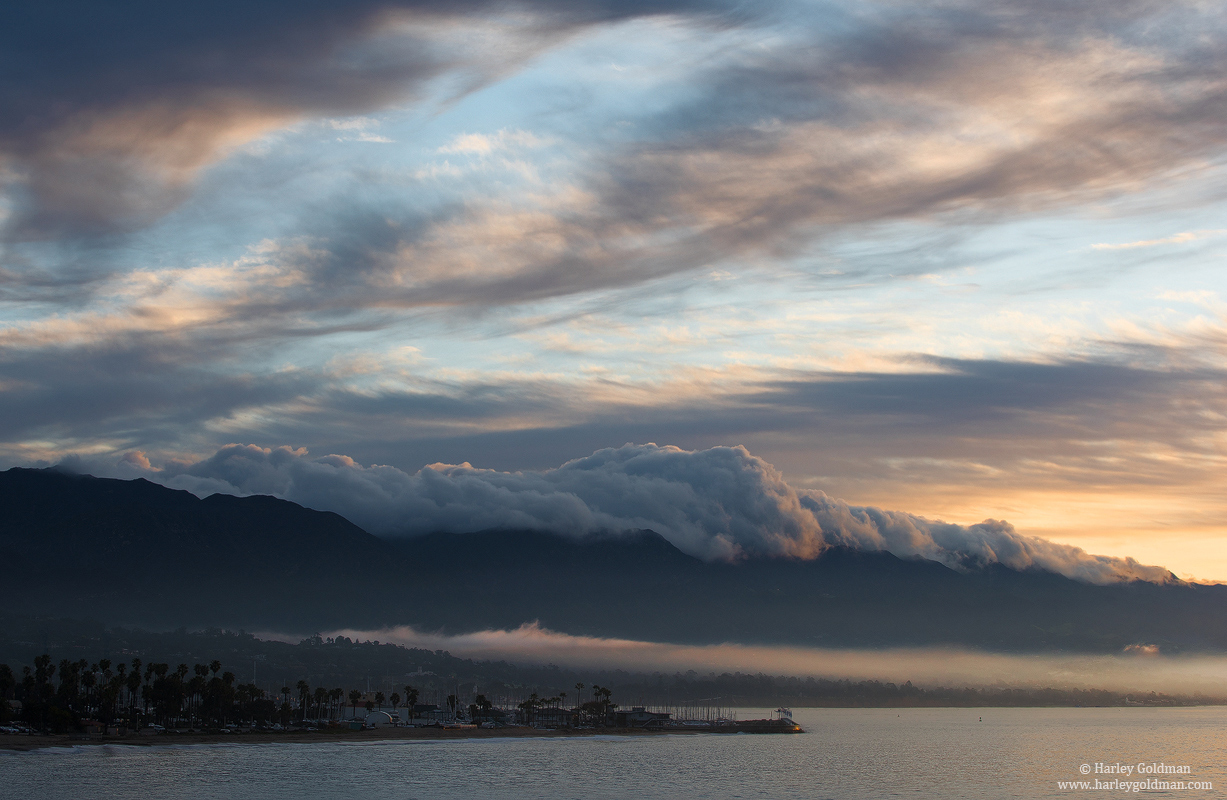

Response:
(0, 654), (641, 734)
(0, 654), (438, 733)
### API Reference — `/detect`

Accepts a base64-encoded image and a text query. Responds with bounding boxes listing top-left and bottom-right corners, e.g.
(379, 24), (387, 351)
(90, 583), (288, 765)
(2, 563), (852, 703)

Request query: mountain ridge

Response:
(3, 467), (1225, 653)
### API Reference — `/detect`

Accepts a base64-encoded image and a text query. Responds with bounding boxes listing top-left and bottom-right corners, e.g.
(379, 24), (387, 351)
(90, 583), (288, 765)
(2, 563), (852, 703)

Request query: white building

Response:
(365, 711), (394, 728)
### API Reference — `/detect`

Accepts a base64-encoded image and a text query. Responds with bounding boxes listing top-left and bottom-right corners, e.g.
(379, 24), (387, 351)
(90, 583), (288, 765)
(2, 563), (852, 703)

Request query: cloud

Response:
(328, 621), (1227, 693)
(9, 0), (1225, 310)
(327, 117), (396, 143)
(1, 270), (1221, 470)
(142, 0), (1227, 318)
(1092, 230), (1227, 250)
(2, 0), (1223, 334)
(150, 441), (1174, 584)
(578, 1), (1227, 272)
(438, 129), (547, 155)
(3, 1), (1224, 589)
(4, 327), (1223, 516)
(8, 333), (1223, 578)
(0, 0), (741, 241)
(0, 331), (324, 451)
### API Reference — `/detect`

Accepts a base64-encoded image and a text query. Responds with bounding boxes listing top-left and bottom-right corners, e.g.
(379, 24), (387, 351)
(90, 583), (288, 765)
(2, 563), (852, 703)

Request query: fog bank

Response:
(98, 441), (1174, 583)
(326, 622), (1227, 696)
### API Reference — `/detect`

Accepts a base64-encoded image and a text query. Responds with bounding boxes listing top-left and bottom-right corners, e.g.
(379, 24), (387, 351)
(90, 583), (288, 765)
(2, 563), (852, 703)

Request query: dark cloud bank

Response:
(17, 344), (1221, 493)
(138, 441), (1173, 585)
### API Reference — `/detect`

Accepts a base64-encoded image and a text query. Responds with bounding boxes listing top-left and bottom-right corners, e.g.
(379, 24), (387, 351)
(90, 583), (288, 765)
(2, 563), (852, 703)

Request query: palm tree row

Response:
(0, 654), (623, 732)
(0, 655), (424, 733)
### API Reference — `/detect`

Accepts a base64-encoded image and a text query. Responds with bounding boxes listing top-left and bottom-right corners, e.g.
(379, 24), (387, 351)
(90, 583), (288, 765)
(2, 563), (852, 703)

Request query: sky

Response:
(2, 1), (1226, 580)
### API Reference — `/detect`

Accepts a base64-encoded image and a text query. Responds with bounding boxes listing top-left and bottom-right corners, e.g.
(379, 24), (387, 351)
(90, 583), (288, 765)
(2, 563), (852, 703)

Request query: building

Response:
(532, 707), (574, 728)
(614, 707), (672, 728)
(409, 703), (443, 722)
(365, 711), (394, 728)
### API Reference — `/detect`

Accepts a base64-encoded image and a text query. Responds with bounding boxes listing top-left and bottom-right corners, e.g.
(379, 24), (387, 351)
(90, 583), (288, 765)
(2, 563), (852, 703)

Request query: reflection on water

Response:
(3, 707), (1225, 800)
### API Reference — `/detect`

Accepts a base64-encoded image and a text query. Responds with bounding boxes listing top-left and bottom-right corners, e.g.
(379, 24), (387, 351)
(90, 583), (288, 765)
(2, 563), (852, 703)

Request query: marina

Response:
(0, 707), (803, 752)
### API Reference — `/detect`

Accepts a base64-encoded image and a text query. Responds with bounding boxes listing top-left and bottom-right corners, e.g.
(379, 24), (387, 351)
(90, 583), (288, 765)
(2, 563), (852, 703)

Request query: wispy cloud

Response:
(1092, 230), (1227, 250)
(438, 129), (547, 155)
(327, 117), (396, 143)
(0, 1), (740, 241)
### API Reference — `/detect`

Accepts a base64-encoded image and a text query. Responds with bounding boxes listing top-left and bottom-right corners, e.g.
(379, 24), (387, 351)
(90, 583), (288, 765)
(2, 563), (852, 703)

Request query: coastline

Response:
(0, 726), (663, 752)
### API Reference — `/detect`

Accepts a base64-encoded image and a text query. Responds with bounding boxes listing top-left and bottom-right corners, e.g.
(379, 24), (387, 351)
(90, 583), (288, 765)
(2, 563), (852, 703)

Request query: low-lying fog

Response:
(313, 623), (1227, 695)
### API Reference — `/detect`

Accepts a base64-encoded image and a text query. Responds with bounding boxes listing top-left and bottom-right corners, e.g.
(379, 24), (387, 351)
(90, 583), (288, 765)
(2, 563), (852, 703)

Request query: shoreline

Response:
(0, 726), (666, 752)
(6, 703), (1224, 753)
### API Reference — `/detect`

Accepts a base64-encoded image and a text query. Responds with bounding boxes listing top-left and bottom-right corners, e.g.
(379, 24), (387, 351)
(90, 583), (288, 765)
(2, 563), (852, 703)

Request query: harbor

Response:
(0, 711), (803, 752)
(0, 704), (803, 751)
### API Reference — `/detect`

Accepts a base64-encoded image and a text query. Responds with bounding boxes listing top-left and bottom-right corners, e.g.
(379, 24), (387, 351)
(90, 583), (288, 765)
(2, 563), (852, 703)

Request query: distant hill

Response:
(3, 467), (1226, 653)
(0, 467), (404, 629)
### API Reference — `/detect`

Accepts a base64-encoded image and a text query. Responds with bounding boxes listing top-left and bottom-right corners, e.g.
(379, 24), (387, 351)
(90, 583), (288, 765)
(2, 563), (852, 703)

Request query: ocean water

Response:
(2, 707), (1224, 799)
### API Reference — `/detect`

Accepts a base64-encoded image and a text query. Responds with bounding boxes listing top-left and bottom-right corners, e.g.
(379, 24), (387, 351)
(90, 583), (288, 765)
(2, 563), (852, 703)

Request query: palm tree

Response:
(235, 684), (252, 723)
(403, 686), (418, 722)
(219, 672), (236, 726)
(313, 687), (327, 721)
(81, 668), (97, 714)
(472, 694), (493, 724)
(296, 680), (310, 723)
(126, 661), (142, 722)
(374, 691), (385, 711)
(597, 686), (614, 724)
(143, 664), (157, 715)
(192, 665), (209, 725)
(518, 693), (540, 727)
(348, 689), (362, 720)
(115, 663), (127, 718)
(330, 688), (344, 720)
(189, 666), (208, 726)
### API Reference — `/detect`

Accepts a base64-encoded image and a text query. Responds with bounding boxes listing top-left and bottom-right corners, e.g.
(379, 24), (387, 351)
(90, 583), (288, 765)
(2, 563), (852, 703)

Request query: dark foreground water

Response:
(3, 707), (1224, 799)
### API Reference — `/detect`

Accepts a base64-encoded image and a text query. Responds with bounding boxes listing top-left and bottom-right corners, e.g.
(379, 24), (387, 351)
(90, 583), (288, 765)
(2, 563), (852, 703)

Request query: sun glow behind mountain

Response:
(1, 0), (1225, 582)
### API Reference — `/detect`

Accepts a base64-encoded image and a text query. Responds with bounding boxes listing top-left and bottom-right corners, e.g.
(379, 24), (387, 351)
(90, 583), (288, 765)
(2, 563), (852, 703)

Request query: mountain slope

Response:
(388, 530), (1227, 652)
(3, 467), (1226, 652)
(0, 468), (404, 628)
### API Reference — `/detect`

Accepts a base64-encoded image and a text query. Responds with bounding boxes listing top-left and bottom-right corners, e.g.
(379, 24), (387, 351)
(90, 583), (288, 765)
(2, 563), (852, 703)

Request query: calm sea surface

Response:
(3, 707), (1224, 799)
